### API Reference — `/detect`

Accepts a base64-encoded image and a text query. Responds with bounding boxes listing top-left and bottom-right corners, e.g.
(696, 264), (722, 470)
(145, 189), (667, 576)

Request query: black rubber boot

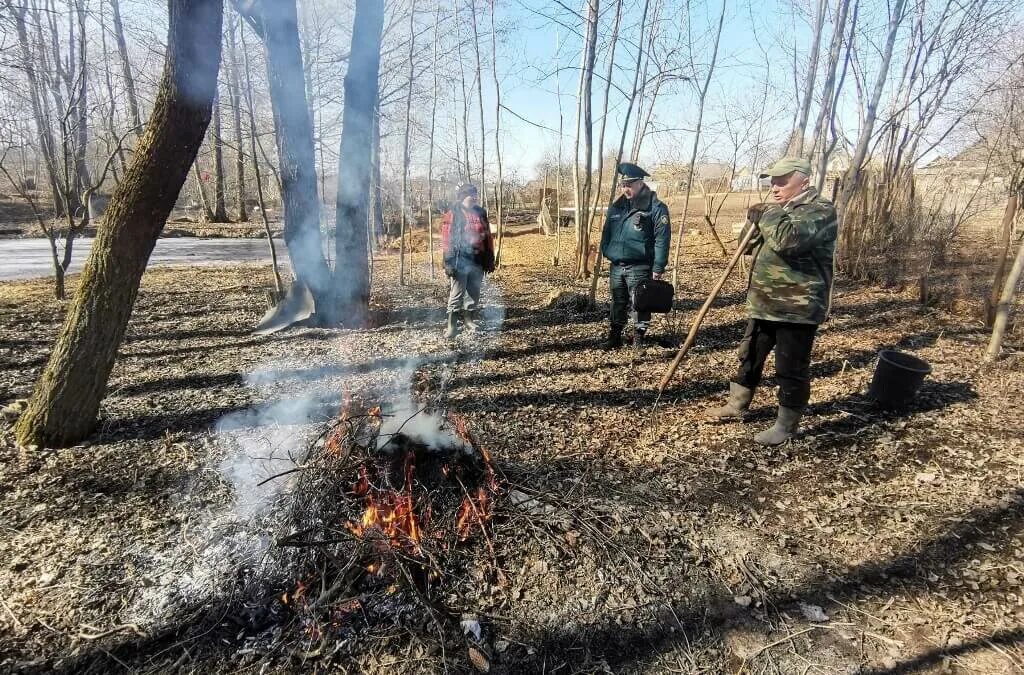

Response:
(600, 325), (624, 351)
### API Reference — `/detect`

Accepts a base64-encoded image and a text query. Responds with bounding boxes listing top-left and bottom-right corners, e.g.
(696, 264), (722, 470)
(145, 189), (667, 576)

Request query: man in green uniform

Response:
(707, 157), (837, 445)
(599, 162), (671, 350)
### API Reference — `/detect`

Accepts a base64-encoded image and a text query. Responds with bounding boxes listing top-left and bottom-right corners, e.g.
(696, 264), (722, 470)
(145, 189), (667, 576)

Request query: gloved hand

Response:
(443, 260), (456, 278)
(746, 203), (770, 225)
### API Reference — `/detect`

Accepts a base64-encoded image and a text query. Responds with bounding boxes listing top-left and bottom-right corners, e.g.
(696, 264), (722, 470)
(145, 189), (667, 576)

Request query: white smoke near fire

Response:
(127, 275), (505, 628)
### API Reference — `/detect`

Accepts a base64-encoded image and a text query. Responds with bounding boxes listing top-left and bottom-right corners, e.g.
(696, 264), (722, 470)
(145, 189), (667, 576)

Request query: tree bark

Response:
(331, 0), (385, 326)
(9, 2), (62, 213)
(988, 189), (1019, 326)
(110, 0), (143, 132)
(15, 0), (223, 449)
(572, 0), (599, 280)
(835, 0), (908, 218)
(986, 232), (1024, 361)
(426, 5), (441, 279)
(240, 15), (284, 297)
(790, 0), (827, 157)
(226, 12), (248, 222)
(399, 0), (417, 286)
(469, 0), (487, 206)
(671, 0), (726, 288)
(211, 91), (231, 222)
(489, 0), (505, 265)
(235, 0), (332, 308)
(588, 0), (650, 305)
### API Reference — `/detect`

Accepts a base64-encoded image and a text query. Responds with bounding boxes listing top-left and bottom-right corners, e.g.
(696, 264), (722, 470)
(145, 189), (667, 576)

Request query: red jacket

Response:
(441, 205), (495, 272)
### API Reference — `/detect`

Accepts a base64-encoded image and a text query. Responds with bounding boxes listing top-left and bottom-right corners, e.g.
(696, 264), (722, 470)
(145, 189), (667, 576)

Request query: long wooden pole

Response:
(658, 223), (758, 394)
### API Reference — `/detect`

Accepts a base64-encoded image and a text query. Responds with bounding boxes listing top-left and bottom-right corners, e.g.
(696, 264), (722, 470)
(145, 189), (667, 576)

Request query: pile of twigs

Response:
(250, 397), (500, 652)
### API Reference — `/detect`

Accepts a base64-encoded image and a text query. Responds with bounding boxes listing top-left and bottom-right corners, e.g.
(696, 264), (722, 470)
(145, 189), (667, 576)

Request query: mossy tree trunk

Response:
(15, 0), (224, 449)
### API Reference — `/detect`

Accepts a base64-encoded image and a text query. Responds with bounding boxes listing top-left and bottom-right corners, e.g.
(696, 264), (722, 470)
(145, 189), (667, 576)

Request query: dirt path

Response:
(1, 231), (1022, 673)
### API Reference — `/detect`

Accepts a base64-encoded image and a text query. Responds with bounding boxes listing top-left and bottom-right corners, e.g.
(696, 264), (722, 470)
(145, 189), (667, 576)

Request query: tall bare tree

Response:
(331, 0), (385, 326)
(671, 0), (726, 287)
(235, 0), (332, 308)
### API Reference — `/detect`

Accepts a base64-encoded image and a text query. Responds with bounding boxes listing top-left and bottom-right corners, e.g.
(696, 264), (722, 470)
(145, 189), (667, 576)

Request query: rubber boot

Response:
(706, 382), (754, 422)
(754, 406), (802, 445)
(633, 327), (647, 349)
(444, 312), (459, 339)
(464, 309), (481, 332)
(600, 325), (624, 351)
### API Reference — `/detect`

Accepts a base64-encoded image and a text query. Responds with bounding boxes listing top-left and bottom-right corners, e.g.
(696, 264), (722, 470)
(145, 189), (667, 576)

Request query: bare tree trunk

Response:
(671, 0), (726, 287)
(15, 0), (223, 449)
(811, 0), (855, 188)
(790, 0), (827, 157)
(585, 0), (623, 275)
(192, 161), (215, 221)
(236, 0), (332, 307)
(72, 0), (90, 198)
(331, 0), (385, 326)
(469, 0), (487, 206)
(399, 0), (417, 286)
(988, 189), (1020, 326)
(553, 31), (564, 267)
(458, 31), (472, 179)
(835, 0), (908, 218)
(489, 0), (505, 265)
(240, 17), (284, 297)
(109, 0), (142, 132)
(226, 12), (248, 222)
(986, 232), (1024, 361)
(211, 92), (230, 222)
(589, 0), (651, 305)
(98, 0), (128, 178)
(10, 2), (62, 213)
(573, 0), (599, 280)
(371, 105), (383, 245)
(426, 5), (441, 280)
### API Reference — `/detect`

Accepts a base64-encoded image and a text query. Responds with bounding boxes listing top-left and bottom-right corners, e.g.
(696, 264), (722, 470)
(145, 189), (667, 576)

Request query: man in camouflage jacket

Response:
(707, 157), (837, 445)
(599, 162), (671, 350)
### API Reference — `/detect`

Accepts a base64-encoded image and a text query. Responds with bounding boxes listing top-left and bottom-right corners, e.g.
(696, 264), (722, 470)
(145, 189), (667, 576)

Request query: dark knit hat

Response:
(455, 182), (479, 199)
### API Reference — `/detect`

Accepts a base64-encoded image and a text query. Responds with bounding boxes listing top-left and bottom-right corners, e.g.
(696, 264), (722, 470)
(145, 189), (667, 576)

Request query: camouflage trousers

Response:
(733, 319), (818, 409)
(609, 262), (652, 332)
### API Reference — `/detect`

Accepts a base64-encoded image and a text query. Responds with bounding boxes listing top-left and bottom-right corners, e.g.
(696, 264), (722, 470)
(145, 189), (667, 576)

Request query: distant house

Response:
(914, 143), (1007, 210)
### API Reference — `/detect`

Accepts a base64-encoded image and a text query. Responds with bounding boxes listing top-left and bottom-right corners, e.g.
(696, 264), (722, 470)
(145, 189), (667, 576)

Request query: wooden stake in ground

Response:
(658, 223), (758, 395)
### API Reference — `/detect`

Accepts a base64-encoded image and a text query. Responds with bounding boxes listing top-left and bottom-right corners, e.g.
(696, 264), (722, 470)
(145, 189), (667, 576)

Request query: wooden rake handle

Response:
(657, 223), (759, 394)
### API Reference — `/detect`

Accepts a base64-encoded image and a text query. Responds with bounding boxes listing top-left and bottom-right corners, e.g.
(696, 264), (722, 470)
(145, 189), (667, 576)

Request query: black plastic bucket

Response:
(868, 349), (932, 409)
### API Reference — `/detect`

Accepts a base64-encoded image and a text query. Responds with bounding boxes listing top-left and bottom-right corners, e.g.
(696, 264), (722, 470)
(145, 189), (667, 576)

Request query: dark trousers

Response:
(734, 319), (818, 409)
(609, 263), (652, 331)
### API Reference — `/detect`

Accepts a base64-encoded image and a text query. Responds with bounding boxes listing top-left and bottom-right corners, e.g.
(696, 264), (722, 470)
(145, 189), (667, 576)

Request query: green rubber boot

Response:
(444, 312), (459, 339)
(706, 382), (754, 422)
(754, 406), (802, 445)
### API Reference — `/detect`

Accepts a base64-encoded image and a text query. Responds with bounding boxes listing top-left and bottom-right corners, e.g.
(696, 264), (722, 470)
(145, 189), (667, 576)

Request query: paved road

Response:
(0, 237), (289, 281)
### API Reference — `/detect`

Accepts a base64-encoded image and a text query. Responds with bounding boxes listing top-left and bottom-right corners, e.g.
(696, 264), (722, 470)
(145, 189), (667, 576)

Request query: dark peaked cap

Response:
(617, 162), (650, 179)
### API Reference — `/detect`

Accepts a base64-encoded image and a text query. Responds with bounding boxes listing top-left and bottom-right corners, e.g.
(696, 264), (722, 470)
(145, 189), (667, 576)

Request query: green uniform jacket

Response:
(747, 188), (837, 325)
(600, 189), (671, 274)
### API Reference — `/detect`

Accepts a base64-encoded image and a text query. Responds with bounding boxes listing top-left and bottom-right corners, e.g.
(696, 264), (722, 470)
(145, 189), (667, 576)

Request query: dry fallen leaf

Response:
(468, 646), (490, 672)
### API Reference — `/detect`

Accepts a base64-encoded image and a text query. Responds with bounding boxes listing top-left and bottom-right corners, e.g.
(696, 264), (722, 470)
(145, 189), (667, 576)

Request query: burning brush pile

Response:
(256, 393), (501, 655)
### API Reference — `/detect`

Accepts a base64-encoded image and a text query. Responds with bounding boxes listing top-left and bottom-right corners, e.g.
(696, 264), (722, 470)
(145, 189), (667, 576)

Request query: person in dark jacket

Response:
(599, 162), (671, 350)
(441, 182), (495, 338)
(706, 157), (837, 445)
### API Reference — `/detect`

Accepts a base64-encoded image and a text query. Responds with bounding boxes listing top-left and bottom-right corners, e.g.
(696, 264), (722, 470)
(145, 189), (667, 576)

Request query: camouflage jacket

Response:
(600, 188), (671, 273)
(746, 188), (837, 325)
